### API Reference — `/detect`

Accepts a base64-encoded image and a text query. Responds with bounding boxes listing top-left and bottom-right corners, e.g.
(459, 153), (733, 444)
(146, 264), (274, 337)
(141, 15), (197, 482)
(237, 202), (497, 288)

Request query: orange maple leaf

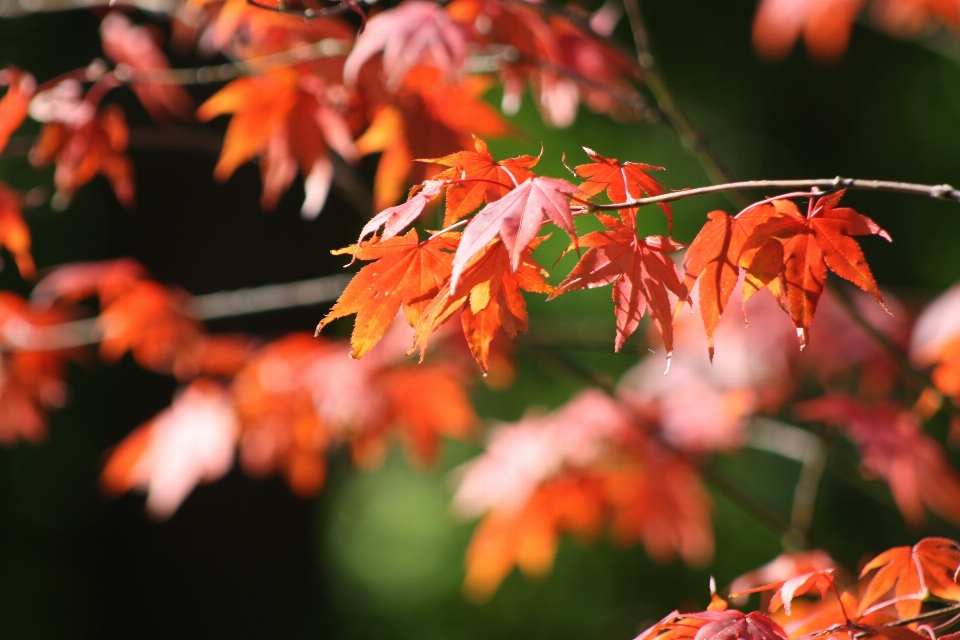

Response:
(317, 229), (459, 358)
(0, 182), (35, 278)
(556, 213), (688, 357)
(355, 66), (511, 211)
(730, 570), (838, 616)
(423, 135), (539, 226)
(414, 237), (553, 372)
(462, 475), (605, 602)
(0, 67), (34, 154)
(573, 147), (672, 232)
(30, 103), (135, 209)
(197, 67), (357, 218)
(858, 538), (960, 619)
(378, 362), (476, 464)
(232, 334), (334, 496)
(739, 192), (891, 349)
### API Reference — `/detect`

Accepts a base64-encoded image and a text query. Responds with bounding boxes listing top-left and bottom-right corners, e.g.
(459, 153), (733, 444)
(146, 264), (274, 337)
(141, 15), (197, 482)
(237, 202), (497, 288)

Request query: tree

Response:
(2, 0), (960, 638)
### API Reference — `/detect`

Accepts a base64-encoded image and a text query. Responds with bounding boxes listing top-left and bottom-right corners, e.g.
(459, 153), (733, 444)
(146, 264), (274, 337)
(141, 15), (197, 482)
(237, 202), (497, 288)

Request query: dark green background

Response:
(2, 1), (960, 638)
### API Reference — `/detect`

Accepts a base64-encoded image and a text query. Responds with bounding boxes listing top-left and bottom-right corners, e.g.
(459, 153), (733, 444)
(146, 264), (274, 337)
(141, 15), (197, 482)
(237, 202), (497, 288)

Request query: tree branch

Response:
(0, 273), (351, 351)
(619, 0), (746, 206)
(585, 177), (960, 210)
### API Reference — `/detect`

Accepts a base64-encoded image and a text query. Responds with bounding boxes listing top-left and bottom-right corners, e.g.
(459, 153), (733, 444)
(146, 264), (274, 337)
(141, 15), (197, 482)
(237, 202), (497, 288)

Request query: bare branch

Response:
(0, 273), (351, 351)
(587, 177), (960, 210)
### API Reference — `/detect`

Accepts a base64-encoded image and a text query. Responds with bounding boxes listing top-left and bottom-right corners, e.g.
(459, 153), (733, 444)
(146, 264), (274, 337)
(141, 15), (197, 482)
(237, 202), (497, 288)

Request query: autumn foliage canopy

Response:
(4, 0), (960, 635)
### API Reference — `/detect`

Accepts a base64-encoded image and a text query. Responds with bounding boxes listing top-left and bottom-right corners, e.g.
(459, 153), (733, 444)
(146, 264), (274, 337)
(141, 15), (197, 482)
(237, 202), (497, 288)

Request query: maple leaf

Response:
(556, 213), (687, 356)
(0, 293), (72, 444)
(728, 550), (840, 601)
(685, 611), (789, 640)
(96, 281), (206, 377)
(379, 362), (476, 464)
(232, 334), (333, 496)
(29, 99), (135, 209)
(462, 475), (606, 602)
(0, 67), (35, 153)
(573, 147), (672, 232)
(101, 380), (239, 519)
(355, 66), (511, 211)
(356, 180), (445, 243)
(605, 445), (714, 566)
(453, 389), (631, 518)
(100, 12), (193, 122)
(197, 67), (357, 218)
(414, 237), (553, 372)
(682, 210), (769, 360)
(317, 229), (459, 358)
(731, 570), (838, 616)
(856, 538), (960, 619)
(796, 395), (960, 529)
(451, 176), (579, 292)
(423, 135), (539, 226)
(751, 0), (865, 62)
(739, 192), (891, 349)
(343, 0), (468, 89)
(0, 182), (35, 278)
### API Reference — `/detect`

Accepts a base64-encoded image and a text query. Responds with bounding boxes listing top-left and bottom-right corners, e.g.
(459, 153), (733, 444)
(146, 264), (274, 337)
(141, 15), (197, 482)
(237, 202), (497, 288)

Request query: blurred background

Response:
(2, 1), (960, 638)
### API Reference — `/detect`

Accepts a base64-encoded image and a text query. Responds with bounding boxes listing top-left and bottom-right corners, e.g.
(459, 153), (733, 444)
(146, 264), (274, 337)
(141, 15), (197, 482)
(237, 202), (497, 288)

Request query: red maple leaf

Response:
(605, 445), (714, 566)
(796, 395), (960, 529)
(685, 611), (789, 640)
(196, 67), (357, 218)
(681, 210), (765, 360)
(100, 12), (193, 122)
(423, 135), (539, 226)
(739, 192), (891, 349)
(29, 100), (135, 209)
(573, 147), (672, 231)
(356, 179), (445, 243)
(556, 214), (687, 356)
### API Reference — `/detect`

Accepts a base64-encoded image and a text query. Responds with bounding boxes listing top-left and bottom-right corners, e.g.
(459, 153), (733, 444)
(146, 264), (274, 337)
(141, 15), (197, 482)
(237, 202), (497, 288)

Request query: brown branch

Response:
(586, 177), (960, 210)
(522, 339), (800, 546)
(619, 0), (746, 206)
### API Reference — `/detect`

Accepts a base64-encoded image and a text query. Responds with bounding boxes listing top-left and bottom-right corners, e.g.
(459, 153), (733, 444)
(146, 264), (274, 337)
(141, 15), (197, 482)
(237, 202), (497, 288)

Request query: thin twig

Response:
(619, 0), (746, 206)
(523, 339), (800, 545)
(0, 273), (352, 351)
(586, 177), (960, 210)
(113, 39), (353, 86)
